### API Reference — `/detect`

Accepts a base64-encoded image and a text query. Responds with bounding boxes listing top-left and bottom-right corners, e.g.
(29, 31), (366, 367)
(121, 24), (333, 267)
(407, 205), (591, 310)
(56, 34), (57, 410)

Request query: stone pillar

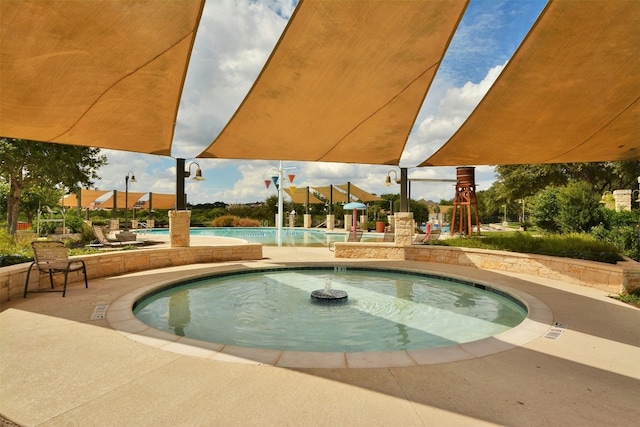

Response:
(288, 213), (296, 227)
(359, 214), (367, 229)
(131, 219), (138, 229)
(394, 212), (414, 246)
(147, 219), (155, 229)
(109, 219), (119, 231)
(344, 214), (352, 231)
(613, 189), (632, 212)
(303, 214), (312, 228)
(169, 210), (191, 247)
(326, 214), (335, 231)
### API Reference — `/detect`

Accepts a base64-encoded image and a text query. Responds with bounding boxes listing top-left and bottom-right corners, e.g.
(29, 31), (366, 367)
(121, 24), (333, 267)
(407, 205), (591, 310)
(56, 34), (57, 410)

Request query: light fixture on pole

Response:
(124, 171), (136, 231)
(176, 159), (206, 211)
(185, 161), (206, 181)
(385, 169), (400, 186)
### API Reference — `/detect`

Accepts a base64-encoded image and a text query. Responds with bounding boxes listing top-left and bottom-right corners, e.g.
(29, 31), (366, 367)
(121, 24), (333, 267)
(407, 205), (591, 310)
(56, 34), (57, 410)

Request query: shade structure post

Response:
(176, 158), (186, 211)
(277, 161), (284, 247)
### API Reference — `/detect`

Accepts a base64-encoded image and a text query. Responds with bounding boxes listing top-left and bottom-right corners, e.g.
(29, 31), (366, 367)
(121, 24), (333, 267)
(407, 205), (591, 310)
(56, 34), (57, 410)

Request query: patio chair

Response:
(24, 241), (88, 298)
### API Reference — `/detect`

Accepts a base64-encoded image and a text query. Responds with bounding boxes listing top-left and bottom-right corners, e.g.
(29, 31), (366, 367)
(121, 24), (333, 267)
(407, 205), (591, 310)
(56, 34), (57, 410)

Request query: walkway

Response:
(1, 244), (638, 426)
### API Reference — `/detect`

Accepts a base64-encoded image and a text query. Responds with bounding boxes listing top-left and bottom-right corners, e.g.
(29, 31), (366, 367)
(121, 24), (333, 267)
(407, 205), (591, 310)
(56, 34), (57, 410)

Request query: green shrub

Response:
(531, 187), (561, 233)
(590, 206), (639, 261)
(210, 215), (260, 227)
(438, 232), (623, 264)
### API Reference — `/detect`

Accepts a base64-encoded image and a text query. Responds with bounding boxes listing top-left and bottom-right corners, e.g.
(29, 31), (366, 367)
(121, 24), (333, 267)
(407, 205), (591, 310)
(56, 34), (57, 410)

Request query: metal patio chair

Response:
(24, 241), (88, 298)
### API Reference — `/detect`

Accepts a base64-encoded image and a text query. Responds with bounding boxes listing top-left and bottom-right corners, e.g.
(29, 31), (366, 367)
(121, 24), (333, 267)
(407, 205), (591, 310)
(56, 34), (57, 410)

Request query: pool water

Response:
(143, 227), (374, 247)
(134, 267), (527, 353)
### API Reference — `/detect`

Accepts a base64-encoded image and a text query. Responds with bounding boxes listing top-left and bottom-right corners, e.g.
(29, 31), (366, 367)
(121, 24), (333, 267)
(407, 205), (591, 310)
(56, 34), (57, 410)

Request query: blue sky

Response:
(94, 0), (547, 205)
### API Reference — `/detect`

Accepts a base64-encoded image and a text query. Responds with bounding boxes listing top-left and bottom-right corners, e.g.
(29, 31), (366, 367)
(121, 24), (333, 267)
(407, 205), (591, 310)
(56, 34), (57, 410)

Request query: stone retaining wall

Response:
(334, 243), (640, 294)
(0, 244), (262, 302)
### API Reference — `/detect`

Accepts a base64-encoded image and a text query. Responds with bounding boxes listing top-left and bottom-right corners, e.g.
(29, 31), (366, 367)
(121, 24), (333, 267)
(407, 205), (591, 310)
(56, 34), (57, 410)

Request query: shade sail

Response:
(284, 188), (325, 205)
(198, 0), (468, 165)
(421, 0), (640, 167)
(98, 192), (147, 209)
(61, 190), (111, 209)
(312, 186), (350, 203)
(0, 0), (204, 155)
(336, 184), (382, 202)
(140, 194), (178, 210)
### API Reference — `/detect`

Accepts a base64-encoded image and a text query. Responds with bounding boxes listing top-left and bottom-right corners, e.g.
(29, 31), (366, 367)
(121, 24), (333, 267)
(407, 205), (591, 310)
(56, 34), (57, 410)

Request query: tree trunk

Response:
(7, 176), (22, 235)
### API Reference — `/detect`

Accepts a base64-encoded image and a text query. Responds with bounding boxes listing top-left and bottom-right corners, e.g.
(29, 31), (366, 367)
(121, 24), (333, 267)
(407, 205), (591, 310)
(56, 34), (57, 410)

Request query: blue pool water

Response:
(134, 267), (527, 353)
(143, 227), (379, 246)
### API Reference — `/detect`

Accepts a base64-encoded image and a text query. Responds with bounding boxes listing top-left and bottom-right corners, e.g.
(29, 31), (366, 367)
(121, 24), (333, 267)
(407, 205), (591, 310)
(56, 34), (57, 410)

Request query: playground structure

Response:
(450, 167), (481, 236)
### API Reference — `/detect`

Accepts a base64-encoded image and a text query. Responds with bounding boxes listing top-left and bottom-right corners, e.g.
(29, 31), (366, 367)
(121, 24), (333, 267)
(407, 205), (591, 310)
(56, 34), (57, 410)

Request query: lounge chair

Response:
(88, 225), (142, 248)
(412, 234), (427, 244)
(329, 229), (363, 251)
(347, 230), (363, 242)
(24, 241), (88, 297)
(425, 229), (441, 244)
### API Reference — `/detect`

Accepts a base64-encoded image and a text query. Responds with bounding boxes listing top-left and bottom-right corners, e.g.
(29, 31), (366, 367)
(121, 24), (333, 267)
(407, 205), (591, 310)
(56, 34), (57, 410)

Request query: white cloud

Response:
(401, 63), (505, 167)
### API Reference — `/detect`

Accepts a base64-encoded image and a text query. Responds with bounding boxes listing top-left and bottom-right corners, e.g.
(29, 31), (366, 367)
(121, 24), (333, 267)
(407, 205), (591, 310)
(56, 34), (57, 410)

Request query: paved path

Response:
(1, 246), (638, 426)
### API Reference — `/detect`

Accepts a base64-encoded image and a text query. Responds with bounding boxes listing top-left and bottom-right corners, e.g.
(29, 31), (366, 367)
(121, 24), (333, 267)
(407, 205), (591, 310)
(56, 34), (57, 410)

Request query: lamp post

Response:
(176, 159), (206, 210)
(384, 168), (409, 211)
(124, 171), (136, 230)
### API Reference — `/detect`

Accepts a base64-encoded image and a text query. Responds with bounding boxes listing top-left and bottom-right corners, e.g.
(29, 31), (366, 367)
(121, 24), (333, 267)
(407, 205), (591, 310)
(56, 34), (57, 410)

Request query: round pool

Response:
(133, 267), (528, 353)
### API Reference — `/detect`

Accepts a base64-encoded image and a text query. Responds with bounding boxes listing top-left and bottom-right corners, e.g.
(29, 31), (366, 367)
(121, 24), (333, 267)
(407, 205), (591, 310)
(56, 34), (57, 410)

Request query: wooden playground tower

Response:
(451, 166), (481, 236)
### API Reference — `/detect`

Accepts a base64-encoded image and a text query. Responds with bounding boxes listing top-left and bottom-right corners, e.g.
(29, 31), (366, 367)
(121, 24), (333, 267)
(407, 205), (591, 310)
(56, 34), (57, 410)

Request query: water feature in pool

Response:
(133, 267), (527, 353)
(141, 227), (378, 246)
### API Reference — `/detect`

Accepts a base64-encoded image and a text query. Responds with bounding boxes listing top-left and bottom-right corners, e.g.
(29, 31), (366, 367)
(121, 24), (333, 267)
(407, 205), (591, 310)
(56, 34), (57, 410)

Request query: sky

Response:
(94, 0), (548, 206)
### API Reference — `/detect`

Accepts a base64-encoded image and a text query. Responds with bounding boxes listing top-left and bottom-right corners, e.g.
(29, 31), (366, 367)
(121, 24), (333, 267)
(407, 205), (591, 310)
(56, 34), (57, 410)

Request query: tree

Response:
(531, 186), (562, 233)
(495, 161), (640, 200)
(531, 181), (603, 233)
(556, 181), (603, 233)
(0, 138), (107, 234)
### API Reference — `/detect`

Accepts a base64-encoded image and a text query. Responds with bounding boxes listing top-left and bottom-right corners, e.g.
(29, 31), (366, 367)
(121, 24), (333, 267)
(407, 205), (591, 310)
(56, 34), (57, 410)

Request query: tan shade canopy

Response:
(141, 194), (178, 210)
(421, 0), (640, 167)
(198, 0), (468, 165)
(312, 186), (350, 203)
(0, 0), (204, 155)
(336, 184), (382, 202)
(61, 190), (111, 209)
(284, 188), (325, 205)
(98, 192), (147, 210)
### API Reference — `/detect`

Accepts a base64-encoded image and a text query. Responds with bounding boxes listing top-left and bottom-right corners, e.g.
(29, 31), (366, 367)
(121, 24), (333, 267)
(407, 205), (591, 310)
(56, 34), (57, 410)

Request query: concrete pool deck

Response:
(1, 242), (639, 426)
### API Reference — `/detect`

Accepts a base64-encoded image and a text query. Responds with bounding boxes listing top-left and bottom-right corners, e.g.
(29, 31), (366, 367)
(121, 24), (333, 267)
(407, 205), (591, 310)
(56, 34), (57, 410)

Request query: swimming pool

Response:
(143, 227), (379, 246)
(133, 267), (528, 353)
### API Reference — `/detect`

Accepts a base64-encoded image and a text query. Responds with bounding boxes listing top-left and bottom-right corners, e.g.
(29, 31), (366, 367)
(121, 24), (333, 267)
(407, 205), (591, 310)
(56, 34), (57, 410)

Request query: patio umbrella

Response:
(344, 202), (367, 238)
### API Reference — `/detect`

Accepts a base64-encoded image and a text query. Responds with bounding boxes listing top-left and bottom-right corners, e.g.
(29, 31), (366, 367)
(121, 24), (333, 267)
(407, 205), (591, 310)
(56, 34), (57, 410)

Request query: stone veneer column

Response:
(344, 214), (352, 231)
(613, 189), (632, 211)
(109, 219), (119, 231)
(394, 212), (414, 245)
(326, 214), (335, 231)
(303, 214), (312, 228)
(169, 210), (191, 247)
